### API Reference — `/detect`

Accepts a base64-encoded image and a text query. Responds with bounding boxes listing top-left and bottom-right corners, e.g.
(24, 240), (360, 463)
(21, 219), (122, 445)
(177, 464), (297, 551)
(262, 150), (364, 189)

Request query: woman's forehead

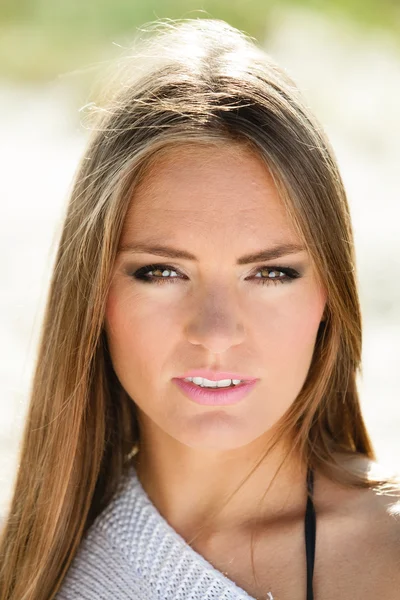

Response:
(123, 142), (297, 238)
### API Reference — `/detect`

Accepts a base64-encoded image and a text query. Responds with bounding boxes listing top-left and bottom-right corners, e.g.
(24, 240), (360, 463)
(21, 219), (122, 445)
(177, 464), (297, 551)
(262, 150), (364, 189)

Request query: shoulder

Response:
(318, 452), (400, 539)
(56, 529), (143, 599)
(56, 467), (147, 599)
(335, 452), (400, 522)
(314, 453), (400, 597)
(78, 464), (149, 554)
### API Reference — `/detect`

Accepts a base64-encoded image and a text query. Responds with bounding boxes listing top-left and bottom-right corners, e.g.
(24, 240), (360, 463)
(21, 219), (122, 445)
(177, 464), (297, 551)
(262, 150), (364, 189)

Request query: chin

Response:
(169, 411), (276, 452)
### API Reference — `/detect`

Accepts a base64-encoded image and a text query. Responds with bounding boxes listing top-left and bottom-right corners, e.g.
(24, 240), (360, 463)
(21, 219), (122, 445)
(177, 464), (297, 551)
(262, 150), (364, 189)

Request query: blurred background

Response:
(1, 1), (399, 515)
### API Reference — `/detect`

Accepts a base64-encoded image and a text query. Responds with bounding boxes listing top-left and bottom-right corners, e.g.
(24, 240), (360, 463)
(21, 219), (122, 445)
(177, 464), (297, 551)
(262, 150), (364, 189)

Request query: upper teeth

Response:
(184, 377), (244, 388)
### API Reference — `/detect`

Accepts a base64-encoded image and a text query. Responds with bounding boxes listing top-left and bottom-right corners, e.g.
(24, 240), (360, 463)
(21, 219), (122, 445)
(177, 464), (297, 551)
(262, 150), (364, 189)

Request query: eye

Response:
(132, 264), (184, 285)
(253, 266), (300, 285)
(131, 263), (301, 286)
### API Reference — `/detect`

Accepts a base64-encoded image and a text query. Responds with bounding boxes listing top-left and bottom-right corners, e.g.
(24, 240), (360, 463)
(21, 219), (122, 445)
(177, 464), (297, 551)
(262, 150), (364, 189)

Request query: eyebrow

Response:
(117, 242), (306, 264)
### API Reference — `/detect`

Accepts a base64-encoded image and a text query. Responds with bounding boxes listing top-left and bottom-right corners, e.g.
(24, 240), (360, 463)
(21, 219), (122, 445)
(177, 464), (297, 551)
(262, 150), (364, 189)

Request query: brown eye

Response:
(252, 266), (300, 286)
(133, 264), (184, 285)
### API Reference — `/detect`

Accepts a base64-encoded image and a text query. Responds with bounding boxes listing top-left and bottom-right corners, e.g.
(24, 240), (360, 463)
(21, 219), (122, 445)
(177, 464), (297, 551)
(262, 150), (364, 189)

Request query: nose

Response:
(185, 287), (245, 353)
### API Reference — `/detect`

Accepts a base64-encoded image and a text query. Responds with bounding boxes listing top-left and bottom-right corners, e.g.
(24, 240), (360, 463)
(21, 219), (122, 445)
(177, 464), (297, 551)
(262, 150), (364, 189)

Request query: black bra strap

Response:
(305, 468), (316, 600)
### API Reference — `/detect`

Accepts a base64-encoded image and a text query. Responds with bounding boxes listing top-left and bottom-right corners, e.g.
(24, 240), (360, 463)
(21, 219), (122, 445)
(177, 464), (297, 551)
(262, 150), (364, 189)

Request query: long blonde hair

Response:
(0, 18), (396, 600)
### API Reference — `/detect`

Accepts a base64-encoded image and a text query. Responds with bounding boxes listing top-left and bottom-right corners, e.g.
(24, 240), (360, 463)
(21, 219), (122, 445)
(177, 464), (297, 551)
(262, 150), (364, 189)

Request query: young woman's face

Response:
(105, 143), (326, 451)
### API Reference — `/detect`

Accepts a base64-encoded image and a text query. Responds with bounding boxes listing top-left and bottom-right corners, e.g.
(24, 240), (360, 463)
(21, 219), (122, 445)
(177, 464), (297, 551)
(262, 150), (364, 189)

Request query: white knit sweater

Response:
(56, 464), (257, 599)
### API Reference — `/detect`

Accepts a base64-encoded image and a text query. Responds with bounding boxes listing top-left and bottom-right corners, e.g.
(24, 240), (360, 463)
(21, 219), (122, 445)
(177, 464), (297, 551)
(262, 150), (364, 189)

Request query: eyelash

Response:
(131, 263), (301, 286)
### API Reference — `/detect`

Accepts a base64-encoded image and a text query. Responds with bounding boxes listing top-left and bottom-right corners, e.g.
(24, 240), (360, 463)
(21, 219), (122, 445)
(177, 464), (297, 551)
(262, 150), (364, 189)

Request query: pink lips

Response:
(173, 377), (258, 406)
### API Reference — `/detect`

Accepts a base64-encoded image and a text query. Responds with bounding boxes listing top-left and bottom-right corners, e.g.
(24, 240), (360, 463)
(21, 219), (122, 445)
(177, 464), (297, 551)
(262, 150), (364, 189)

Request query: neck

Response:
(133, 428), (308, 542)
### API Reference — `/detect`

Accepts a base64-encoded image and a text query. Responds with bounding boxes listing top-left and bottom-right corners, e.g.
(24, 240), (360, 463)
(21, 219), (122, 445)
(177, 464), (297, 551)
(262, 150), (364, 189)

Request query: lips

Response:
(173, 377), (258, 406)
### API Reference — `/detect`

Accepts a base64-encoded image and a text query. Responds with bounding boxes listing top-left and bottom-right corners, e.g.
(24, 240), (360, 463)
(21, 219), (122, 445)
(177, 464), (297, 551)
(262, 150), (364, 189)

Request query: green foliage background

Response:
(0, 0), (399, 81)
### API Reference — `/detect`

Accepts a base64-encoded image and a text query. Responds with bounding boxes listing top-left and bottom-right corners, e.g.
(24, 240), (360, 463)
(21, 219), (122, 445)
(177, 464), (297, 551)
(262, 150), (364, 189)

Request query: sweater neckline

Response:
(127, 464), (258, 600)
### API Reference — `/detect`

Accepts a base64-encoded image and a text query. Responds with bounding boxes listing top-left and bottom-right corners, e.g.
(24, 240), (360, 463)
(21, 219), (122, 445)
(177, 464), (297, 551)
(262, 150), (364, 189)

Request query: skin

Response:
(104, 142), (400, 599)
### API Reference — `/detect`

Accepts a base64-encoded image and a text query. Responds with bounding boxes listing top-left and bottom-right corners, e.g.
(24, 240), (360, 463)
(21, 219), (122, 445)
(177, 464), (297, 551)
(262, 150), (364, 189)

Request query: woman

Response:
(0, 18), (399, 600)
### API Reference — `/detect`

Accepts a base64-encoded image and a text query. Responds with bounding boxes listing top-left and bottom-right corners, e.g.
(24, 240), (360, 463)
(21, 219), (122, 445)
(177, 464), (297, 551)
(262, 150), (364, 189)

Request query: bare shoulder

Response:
(356, 456), (400, 544)
(314, 453), (400, 598)
(326, 452), (400, 538)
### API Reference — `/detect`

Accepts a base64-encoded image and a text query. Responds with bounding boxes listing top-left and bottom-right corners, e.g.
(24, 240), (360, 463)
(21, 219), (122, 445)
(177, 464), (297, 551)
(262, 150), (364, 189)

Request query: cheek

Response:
(104, 283), (178, 376)
(255, 284), (325, 367)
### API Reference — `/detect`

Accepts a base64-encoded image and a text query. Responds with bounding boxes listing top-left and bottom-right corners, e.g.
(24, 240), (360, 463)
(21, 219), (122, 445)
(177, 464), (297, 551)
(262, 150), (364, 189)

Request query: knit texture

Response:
(56, 465), (256, 599)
